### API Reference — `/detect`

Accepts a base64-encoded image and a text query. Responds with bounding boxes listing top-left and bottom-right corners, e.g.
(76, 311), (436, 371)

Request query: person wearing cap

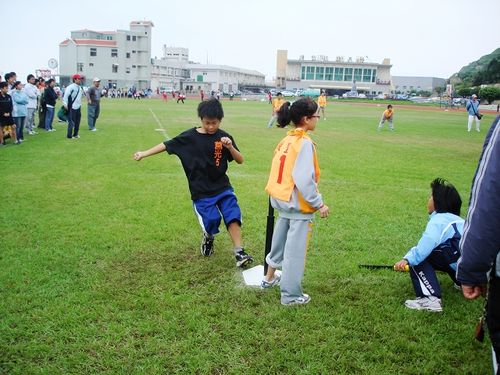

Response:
(86, 78), (101, 131)
(466, 94), (481, 132)
(63, 74), (84, 139)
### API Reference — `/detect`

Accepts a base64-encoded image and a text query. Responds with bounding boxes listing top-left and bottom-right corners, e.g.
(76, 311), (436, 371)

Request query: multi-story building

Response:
(60, 20), (265, 94)
(59, 21), (153, 89)
(276, 49), (393, 96)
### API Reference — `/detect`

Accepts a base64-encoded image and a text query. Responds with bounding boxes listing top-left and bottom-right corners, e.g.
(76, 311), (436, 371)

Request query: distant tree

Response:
(435, 86), (445, 96)
(416, 90), (432, 97)
(456, 86), (472, 97)
(478, 86), (500, 104)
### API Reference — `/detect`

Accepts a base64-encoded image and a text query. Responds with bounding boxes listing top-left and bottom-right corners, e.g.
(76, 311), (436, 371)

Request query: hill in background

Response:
(450, 48), (500, 86)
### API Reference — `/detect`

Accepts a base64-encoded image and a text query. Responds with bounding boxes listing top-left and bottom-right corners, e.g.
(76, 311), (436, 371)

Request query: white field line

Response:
(149, 108), (170, 140)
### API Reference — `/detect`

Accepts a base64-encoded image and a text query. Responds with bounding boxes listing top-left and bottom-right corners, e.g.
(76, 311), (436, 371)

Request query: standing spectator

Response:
(466, 94), (482, 132)
(44, 79), (58, 132)
(318, 91), (327, 120)
(267, 91), (272, 104)
(23, 74), (39, 135)
(377, 104), (395, 131)
(0, 81), (20, 145)
(262, 97), (329, 305)
(162, 91), (168, 102)
(63, 74), (84, 139)
(216, 89), (221, 101)
(457, 115), (500, 374)
(86, 78), (101, 131)
(4, 72), (16, 94)
(37, 77), (46, 130)
(267, 92), (285, 128)
(200, 89), (204, 101)
(11, 81), (28, 142)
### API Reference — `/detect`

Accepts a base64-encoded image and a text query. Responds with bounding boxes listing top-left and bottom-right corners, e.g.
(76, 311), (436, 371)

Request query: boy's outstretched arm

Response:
(133, 143), (167, 161)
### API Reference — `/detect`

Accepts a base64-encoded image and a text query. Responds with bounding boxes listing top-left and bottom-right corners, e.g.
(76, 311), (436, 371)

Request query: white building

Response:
(59, 21), (153, 89)
(276, 49), (393, 96)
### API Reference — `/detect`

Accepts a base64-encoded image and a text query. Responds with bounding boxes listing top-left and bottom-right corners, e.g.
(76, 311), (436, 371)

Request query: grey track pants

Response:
(266, 215), (313, 304)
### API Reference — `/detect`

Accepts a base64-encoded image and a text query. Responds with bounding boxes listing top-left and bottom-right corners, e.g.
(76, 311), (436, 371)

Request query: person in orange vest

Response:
(262, 97), (330, 305)
(267, 92), (285, 128)
(377, 104), (394, 131)
(317, 91), (327, 120)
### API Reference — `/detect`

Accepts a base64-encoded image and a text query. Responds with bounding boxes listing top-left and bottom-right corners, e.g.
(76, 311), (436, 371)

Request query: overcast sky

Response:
(2, 0), (499, 83)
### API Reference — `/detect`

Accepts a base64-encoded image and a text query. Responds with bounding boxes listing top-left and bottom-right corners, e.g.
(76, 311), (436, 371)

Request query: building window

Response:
(301, 66), (306, 80)
(126, 52), (130, 58)
(132, 50), (136, 53)
(334, 67), (344, 81)
(132, 65), (136, 68)
(90, 48), (97, 57)
(354, 68), (362, 82)
(132, 36), (136, 41)
(344, 68), (353, 81)
(362, 69), (372, 82)
(315, 67), (324, 80)
(106, 36), (112, 40)
(111, 49), (118, 57)
(89, 63), (94, 67)
(371, 69), (377, 82)
(112, 64), (118, 73)
(126, 68), (130, 74)
(127, 35), (130, 41)
(77, 63), (84, 72)
(305, 66), (315, 80)
(324, 67), (333, 80)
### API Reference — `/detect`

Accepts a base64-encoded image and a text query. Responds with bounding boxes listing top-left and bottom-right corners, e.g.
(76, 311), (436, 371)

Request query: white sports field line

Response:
(148, 108), (171, 140)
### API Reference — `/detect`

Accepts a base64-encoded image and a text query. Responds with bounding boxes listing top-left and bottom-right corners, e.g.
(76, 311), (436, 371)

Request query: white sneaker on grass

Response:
(404, 296), (442, 312)
(282, 294), (311, 306)
(261, 274), (281, 289)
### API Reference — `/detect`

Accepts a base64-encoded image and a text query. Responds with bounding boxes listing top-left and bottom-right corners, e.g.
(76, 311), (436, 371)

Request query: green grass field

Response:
(0, 98), (493, 374)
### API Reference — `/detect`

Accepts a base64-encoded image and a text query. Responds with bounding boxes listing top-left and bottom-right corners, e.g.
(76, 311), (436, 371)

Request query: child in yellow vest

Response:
(267, 92), (285, 128)
(262, 97), (330, 305)
(377, 104), (394, 131)
(317, 92), (327, 120)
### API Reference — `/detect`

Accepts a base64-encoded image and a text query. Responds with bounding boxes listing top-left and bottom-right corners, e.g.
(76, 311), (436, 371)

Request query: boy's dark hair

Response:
(12, 81), (21, 89)
(0, 81), (8, 89)
(46, 78), (54, 85)
(277, 97), (318, 128)
(4, 73), (12, 81)
(197, 98), (224, 120)
(387, 104), (393, 109)
(431, 178), (462, 216)
(27, 74), (35, 81)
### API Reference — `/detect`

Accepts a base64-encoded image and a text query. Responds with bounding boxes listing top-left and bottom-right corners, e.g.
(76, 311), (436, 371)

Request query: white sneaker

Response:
(282, 294), (311, 306)
(404, 296), (442, 312)
(90, 128), (97, 132)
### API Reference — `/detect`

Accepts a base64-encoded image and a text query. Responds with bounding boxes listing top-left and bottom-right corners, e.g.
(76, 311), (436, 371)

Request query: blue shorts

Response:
(193, 189), (242, 235)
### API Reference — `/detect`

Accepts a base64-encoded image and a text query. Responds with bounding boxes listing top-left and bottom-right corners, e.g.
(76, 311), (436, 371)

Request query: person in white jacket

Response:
(23, 74), (39, 135)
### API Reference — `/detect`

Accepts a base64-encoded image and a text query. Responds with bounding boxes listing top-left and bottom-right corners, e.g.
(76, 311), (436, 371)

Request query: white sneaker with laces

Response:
(282, 294), (311, 306)
(404, 296), (442, 312)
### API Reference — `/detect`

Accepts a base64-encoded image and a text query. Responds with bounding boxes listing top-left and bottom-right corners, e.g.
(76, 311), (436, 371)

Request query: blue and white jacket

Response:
(457, 115), (500, 284)
(404, 212), (464, 267)
(466, 99), (480, 116)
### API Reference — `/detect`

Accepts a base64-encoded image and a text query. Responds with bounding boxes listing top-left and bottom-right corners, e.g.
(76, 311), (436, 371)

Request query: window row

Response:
(301, 66), (377, 82)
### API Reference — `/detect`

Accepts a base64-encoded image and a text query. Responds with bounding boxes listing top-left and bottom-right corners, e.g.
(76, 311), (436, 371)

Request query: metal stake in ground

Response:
(264, 198), (275, 275)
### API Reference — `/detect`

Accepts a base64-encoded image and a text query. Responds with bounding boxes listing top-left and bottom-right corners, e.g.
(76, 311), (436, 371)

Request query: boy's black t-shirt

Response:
(164, 127), (238, 200)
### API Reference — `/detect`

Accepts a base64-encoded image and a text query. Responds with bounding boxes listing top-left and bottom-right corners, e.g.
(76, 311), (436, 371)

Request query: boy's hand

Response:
(221, 137), (233, 148)
(133, 151), (144, 161)
(394, 259), (409, 272)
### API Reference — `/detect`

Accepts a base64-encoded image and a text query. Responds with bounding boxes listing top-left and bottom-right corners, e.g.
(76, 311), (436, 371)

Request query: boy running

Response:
(133, 99), (253, 267)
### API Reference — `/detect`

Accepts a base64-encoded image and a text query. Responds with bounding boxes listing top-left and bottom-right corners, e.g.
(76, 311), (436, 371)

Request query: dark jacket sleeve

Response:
(457, 116), (500, 285)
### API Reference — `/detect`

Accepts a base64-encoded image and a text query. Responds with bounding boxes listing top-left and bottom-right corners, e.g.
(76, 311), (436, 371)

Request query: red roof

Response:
(59, 38), (117, 47)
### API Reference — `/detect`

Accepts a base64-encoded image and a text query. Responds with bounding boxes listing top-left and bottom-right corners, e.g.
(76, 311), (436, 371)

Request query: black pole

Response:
(264, 198), (275, 275)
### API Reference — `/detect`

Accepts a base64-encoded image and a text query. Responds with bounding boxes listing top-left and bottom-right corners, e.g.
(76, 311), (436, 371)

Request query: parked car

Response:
(281, 90), (296, 97)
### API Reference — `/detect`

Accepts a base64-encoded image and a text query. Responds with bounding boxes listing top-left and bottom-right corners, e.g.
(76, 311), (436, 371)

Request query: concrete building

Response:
(150, 46), (190, 92)
(276, 49), (393, 96)
(392, 76), (446, 94)
(59, 21), (153, 89)
(184, 64), (265, 94)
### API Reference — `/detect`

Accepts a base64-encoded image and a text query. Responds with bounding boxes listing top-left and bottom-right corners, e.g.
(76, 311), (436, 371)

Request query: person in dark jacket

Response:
(44, 79), (58, 132)
(457, 115), (500, 374)
(0, 81), (20, 145)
